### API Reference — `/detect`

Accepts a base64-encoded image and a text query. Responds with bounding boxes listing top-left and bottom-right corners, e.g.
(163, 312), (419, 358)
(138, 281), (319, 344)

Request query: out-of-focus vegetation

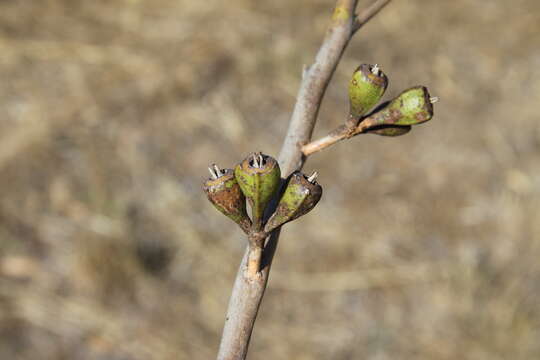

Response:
(1, 1), (540, 359)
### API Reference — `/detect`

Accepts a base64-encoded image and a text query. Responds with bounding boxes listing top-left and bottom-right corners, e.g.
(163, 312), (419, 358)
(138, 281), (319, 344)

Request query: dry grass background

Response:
(1, 0), (540, 359)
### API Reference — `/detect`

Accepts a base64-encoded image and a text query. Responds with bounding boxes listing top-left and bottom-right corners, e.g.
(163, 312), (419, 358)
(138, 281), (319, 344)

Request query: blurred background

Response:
(1, 0), (539, 359)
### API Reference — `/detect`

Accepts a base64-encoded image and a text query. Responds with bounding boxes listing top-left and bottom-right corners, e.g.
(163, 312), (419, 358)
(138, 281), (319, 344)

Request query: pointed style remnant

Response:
(368, 86), (434, 127)
(264, 171), (322, 233)
(234, 153), (281, 231)
(203, 166), (252, 234)
(348, 63), (388, 119)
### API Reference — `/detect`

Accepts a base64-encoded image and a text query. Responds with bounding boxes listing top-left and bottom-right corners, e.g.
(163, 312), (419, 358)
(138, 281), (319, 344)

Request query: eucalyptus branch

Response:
(353, 0), (392, 34)
(278, 0), (360, 176)
(213, 1), (395, 360)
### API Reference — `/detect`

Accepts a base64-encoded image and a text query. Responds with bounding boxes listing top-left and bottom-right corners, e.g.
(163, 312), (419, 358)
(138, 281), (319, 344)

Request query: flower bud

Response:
(203, 165), (251, 234)
(348, 64), (388, 119)
(234, 153), (281, 230)
(369, 86), (434, 126)
(264, 171), (322, 233)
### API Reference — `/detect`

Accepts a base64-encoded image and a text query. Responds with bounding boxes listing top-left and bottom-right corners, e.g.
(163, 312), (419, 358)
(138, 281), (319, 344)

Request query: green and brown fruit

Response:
(264, 171), (322, 233)
(348, 64), (388, 119)
(234, 153), (281, 230)
(369, 86), (434, 127)
(203, 166), (251, 234)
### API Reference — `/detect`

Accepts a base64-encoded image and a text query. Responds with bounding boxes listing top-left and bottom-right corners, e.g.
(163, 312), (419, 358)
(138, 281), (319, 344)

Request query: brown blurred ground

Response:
(1, 0), (540, 359)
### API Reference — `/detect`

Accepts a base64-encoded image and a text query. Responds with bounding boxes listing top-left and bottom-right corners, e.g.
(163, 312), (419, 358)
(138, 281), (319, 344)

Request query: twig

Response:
(301, 113), (385, 156)
(353, 0), (392, 34)
(278, 0), (359, 176)
(216, 1), (391, 359)
(303, 89), (438, 156)
(302, 124), (353, 156)
(246, 232), (266, 279)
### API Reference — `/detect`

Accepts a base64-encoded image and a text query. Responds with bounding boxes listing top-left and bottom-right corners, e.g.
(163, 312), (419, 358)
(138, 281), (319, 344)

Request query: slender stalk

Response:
(301, 113), (385, 156)
(246, 246), (262, 279)
(246, 232), (266, 279)
(353, 0), (392, 34)
(302, 124), (351, 156)
(216, 1), (392, 359)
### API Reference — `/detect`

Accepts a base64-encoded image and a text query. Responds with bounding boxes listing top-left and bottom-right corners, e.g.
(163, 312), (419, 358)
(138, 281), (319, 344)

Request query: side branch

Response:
(301, 114), (382, 156)
(301, 124), (352, 156)
(353, 0), (392, 34)
(303, 86), (437, 157)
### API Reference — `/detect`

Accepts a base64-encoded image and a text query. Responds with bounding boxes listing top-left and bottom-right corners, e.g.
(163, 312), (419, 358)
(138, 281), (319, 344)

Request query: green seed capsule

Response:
(367, 125), (411, 137)
(348, 64), (388, 119)
(234, 153), (281, 231)
(264, 171), (322, 233)
(203, 166), (252, 234)
(369, 86), (434, 126)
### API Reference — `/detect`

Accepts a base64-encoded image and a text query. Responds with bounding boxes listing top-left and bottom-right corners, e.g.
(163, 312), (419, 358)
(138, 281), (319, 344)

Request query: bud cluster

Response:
(203, 153), (322, 237)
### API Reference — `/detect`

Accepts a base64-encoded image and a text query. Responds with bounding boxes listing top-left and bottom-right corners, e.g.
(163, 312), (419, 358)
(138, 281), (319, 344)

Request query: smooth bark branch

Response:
(353, 0), (392, 34)
(279, 0), (358, 176)
(216, 230), (280, 360)
(216, 1), (391, 359)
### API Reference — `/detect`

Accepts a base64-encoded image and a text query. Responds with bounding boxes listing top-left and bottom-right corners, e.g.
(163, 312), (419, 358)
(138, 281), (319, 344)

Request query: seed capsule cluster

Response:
(203, 153), (322, 236)
(348, 64), (437, 136)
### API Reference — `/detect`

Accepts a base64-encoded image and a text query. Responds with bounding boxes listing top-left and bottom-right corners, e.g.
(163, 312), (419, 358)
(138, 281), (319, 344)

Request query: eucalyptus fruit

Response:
(265, 171), (322, 233)
(203, 165), (252, 234)
(235, 153), (281, 230)
(348, 63), (388, 119)
(369, 86), (435, 126)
